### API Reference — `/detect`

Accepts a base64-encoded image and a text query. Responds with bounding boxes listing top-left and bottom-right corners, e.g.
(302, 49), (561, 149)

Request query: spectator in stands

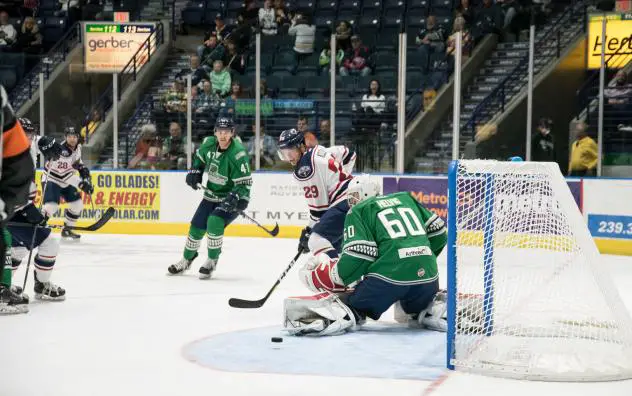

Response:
(232, 12), (254, 50)
(361, 79), (386, 114)
(455, 0), (476, 27)
(428, 52), (454, 89)
(297, 115), (318, 147)
(319, 119), (331, 143)
(162, 122), (187, 170)
(224, 81), (250, 114)
(335, 21), (352, 51)
(568, 122), (598, 176)
(497, 0), (518, 30)
(212, 14), (234, 43)
(604, 70), (632, 127)
(422, 88), (438, 113)
(446, 16), (472, 58)
(145, 138), (163, 170)
(80, 109), (101, 141)
(16, 16), (42, 54)
(161, 79), (188, 113)
(532, 117), (555, 162)
(319, 38), (344, 74)
(474, 0), (503, 37)
(354, 79), (386, 134)
(274, 0), (290, 29)
(195, 80), (222, 114)
(247, 123), (278, 167)
(259, 79), (274, 98)
(416, 15), (445, 71)
(198, 34), (225, 68)
(241, 0), (259, 25)
(129, 124), (158, 169)
(223, 39), (246, 75)
(259, 0), (278, 35)
(178, 55), (207, 87)
(210, 60), (231, 97)
(339, 35), (372, 77)
(288, 12), (315, 70)
(0, 11), (16, 48)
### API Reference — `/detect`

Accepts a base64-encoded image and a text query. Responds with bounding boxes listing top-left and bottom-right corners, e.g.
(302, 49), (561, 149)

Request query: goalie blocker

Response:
(283, 175), (449, 336)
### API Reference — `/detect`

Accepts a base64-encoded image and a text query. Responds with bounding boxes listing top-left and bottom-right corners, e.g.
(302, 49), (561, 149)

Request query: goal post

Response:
(446, 159), (632, 381)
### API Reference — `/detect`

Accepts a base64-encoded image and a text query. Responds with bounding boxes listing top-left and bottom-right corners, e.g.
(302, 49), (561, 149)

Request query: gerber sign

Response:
(588, 13), (632, 69)
(83, 22), (156, 73)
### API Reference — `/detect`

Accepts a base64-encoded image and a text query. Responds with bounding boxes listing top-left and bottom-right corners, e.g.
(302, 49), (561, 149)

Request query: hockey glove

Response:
(219, 192), (240, 214)
(77, 165), (91, 180)
(18, 204), (48, 226)
(298, 226), (312, 253)
(78, 179), (94, 195)
(186, 169), (203, 190)
(37, 136), (63, 161)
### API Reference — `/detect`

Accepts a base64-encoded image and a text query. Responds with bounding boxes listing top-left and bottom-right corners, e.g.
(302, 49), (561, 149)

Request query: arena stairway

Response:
(96, 50), (190, 168)
(413, 2), (586, 173)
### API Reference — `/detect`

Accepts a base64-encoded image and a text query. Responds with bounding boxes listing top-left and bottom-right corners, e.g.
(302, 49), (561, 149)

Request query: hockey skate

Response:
(167, 252), (198, 275)
(10, 284), (29, 304)
(61, 227), (81, 240)
(0, 284), (29, 315)
(198, 258), (218, 280)
(34, 273), (66, 301)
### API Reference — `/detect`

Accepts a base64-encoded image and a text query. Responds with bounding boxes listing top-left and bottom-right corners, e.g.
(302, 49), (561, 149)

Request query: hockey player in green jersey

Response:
(167, 117), (252, 279)
(284, 174), (448, 336)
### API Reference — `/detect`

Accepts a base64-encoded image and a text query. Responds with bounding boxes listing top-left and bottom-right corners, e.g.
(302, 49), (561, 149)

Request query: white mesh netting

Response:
(450, 160), (632, 381)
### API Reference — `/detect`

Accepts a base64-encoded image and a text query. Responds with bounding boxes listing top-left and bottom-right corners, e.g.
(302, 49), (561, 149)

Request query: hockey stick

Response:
(198, 185), (279, 237)
(9, 207), (116, 232)
(228, 248), (304, 309)
(238, 210), (279, 237)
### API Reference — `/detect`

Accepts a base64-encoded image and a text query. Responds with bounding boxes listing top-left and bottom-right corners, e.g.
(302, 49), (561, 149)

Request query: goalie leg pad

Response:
(284, 292), (356, 336)
(307, 232), (337, 258)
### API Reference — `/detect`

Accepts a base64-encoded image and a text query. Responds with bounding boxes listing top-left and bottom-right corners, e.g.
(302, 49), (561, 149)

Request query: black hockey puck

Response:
(271, 337), (283, 343)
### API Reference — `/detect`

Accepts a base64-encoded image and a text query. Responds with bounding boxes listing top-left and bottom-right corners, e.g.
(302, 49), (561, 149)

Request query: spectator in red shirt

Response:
(339, 35), (372, 77)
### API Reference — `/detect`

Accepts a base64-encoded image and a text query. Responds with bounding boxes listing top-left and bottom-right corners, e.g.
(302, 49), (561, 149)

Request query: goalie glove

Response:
(299, 253), (347, 293)
(186, 169), (203, 190)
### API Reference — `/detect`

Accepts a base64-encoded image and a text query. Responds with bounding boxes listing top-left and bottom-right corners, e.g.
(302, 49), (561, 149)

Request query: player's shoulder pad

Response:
(294, 147), (316, 180)
(230, 139), (249, 162)
(201, 135), (217, 147)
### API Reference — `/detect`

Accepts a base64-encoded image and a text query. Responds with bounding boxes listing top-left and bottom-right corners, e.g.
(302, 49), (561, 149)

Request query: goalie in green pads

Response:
(284, 175), (448, 336)
(168, 117), (252, 279)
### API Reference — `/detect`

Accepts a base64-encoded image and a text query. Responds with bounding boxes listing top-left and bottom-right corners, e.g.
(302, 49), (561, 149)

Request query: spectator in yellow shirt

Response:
(81, 109), (101, 141)
(568, 122), (598, 176)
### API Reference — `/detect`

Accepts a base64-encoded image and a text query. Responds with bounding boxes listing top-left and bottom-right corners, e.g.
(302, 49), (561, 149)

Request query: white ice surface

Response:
(1, 234), (631, 396)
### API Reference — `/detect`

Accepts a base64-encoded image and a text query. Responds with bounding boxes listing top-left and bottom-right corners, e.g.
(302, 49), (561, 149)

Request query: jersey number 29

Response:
(377, 207), (426, 239)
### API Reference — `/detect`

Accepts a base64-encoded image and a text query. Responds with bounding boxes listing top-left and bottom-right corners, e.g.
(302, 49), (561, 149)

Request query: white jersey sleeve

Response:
(44, 144), (82, 188)
(293, 145), (353, 228)
(325, 145), (356, 176)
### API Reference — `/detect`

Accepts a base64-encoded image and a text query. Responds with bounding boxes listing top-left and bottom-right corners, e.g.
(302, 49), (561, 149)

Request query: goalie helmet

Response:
(346, 174), (380, 207)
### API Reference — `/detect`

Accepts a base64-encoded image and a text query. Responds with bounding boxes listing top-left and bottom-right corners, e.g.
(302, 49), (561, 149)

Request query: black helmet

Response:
(19, 118), (36, 134)
(215, 116), (235, 131)
(65, 126), (79, 136)
(278, 128), (305, 150)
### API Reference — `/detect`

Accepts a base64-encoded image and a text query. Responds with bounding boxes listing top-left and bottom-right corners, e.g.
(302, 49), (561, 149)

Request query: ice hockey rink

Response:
(1, 234), (632, 396)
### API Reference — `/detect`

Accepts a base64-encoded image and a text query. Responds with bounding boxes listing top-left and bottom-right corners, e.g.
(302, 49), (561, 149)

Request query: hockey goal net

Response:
(446, 160), (632, 381)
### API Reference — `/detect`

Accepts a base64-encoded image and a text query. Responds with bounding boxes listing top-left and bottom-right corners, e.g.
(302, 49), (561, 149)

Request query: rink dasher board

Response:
(31, 170), (632, 256)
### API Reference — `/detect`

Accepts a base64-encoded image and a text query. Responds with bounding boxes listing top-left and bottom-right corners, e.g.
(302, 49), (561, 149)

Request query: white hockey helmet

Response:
(346, 174), (380, 207)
